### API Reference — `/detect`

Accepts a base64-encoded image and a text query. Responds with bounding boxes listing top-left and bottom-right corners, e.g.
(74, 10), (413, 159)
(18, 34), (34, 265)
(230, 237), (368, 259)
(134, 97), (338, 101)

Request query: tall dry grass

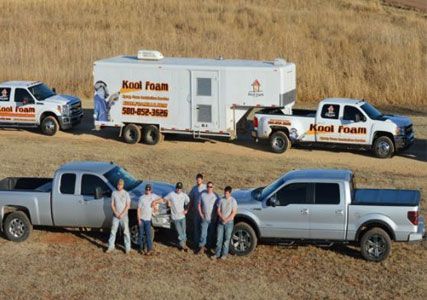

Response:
(0, 0), (425, 108)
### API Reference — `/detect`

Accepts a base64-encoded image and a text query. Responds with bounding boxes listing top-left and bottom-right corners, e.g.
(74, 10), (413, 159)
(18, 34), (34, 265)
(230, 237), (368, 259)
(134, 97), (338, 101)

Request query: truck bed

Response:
(0, 177), (53, 192)
(353, 189), (420, 206)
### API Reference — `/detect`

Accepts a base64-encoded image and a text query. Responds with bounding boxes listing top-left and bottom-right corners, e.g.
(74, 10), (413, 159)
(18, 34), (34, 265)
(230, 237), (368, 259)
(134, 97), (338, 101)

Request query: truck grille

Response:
(405, 124), (413, 135)
(71, 101), (82, 116)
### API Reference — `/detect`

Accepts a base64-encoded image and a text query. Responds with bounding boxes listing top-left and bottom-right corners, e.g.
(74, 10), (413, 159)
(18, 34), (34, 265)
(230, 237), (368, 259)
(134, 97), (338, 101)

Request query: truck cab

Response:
(253, 98), (414, 158)
(0, 81), (83, 135)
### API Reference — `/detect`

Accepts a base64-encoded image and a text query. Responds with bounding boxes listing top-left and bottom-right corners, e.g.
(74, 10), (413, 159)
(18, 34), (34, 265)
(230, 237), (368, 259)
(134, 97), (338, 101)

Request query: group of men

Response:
(106, 174), (238, 260)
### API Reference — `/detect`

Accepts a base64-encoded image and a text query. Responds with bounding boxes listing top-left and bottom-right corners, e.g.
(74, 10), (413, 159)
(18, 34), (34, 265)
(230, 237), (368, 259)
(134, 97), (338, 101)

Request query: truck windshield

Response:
(361, 102), (383, 120)
(28, 83), (56, 101)
(104, 166), (142, 191)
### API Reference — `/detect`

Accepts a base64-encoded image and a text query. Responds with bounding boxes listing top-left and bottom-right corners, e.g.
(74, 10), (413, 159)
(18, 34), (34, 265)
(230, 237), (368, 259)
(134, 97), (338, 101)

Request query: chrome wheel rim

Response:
(272, 137), (284, 150)
(365, 234), (386, 259)
(232, 229), (252, 253)
(130, 224), (139, 244)
(8, 218), (26, 238)
(44, 120), (56, 134)
(376, 141), (390, 157)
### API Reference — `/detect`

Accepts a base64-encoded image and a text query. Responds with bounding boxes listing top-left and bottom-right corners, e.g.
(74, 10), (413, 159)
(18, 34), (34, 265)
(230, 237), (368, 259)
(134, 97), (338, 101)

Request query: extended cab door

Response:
(314, 103), (342, 143)
(309, 182), (347, 240)
(339, 105), (370, 145)
(0, 87), (13, 123)
(256, 182), (312, 239)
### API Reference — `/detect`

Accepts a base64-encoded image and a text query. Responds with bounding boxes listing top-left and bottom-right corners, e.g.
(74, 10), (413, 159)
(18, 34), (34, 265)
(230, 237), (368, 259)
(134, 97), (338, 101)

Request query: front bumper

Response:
(408, 216), (425, 242)
(60, 111), (84, 130)
(394, 133), (414, 150)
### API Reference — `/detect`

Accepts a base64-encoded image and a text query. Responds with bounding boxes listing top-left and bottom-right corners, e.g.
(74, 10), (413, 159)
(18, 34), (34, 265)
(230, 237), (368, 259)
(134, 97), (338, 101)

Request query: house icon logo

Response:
(248, 79), (264, 97)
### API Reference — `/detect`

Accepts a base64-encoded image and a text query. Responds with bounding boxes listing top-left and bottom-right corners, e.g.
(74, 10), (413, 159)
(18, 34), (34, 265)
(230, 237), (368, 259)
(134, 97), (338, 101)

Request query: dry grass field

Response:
(0, 0), (426, 108)
(0, 104), (426, 299)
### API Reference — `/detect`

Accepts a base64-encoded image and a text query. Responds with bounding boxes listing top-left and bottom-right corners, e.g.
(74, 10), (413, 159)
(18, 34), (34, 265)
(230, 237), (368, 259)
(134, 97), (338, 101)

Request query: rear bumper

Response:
(408, 216), (425, 242)
(394, 133), (414, 150)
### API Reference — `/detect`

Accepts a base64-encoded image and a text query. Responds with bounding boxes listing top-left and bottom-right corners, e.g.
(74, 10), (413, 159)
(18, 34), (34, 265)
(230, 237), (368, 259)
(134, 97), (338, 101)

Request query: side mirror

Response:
(52, 88), (56, 94)
(268, 195), (278, 207)
(95, 187), (103, 199)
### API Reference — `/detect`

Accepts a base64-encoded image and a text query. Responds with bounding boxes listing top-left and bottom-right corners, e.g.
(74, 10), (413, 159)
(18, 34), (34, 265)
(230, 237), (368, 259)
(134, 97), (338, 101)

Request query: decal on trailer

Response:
(248, 79), (264, 97)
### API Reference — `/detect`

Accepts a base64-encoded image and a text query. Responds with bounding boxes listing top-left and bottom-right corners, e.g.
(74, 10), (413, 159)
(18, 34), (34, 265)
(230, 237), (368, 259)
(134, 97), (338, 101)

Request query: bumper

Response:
(394, 133), (414, 150)
(408, 216), (425, 242)
(60, 112), (84, 130)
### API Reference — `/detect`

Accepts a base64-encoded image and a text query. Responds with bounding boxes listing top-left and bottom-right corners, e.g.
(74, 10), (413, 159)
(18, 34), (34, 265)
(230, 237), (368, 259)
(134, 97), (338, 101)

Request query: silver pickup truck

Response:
(230, 169), (425, 261)
(0, 161), (174, 244)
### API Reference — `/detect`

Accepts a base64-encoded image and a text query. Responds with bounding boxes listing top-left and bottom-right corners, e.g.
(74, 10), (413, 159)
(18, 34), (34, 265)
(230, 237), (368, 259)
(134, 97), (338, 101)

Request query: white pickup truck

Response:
(252, 98), (414, 158)
(0, 81), (83, 135)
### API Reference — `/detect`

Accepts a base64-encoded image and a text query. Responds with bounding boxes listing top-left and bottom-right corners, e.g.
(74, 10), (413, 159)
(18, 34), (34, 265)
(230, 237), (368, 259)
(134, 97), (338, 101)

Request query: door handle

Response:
(78, 199), (84, 204)
(252, 208), (261, 211)
(335, 209), (344, 215)
(300, 208), (309, 215)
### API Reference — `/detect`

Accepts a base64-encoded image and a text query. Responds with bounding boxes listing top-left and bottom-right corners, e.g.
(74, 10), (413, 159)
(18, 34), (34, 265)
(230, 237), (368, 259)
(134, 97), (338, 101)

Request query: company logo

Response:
(248, 79), (264, 97)
(121, 80), (169, 92)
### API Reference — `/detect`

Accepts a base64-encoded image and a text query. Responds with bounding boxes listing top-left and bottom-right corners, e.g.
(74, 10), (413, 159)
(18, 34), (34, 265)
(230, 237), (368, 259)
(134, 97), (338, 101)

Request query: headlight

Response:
(395, 127), (405, 135)
(62, 105), (70, 116)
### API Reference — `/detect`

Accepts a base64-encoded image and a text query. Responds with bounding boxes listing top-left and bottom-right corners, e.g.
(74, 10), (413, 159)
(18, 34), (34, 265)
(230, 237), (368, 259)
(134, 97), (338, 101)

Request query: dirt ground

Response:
(0, 103), (426, 299)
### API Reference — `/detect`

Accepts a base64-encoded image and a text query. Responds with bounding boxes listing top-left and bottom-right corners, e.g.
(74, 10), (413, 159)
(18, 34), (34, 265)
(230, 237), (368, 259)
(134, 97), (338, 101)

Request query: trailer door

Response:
(191, 71), (219, 131)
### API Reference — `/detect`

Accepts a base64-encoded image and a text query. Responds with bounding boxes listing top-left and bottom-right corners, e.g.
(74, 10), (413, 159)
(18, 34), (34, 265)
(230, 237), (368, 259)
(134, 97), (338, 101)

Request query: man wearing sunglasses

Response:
(188, 173), (206, 247)
(165, 182), (190, 251)
(196, 181), (220, 255)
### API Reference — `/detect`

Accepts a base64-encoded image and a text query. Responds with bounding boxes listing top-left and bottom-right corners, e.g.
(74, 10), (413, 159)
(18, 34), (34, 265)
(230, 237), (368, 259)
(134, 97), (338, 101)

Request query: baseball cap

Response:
(176, 182), (183, 189)
(145, 184), (152, 191)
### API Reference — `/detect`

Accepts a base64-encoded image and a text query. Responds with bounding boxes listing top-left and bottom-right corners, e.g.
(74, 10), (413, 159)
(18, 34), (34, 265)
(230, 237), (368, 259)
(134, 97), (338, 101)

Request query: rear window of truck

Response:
(314, 183), (340, 204)
(320, 104), (340, 119)
(60, 173), (76, 195)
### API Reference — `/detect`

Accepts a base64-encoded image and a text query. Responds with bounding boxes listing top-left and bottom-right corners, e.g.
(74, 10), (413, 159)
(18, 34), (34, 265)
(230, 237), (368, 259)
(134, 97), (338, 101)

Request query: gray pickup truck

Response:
(230, 169), (425, 261)
(0, 161), (174, 244)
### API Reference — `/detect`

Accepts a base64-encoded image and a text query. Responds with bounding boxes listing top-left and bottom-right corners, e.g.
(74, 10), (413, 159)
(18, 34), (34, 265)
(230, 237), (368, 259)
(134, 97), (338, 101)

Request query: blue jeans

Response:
(173, 218), (187, 248)
(138, 220), (153, 252)
(192, 215), (201, 245)
(199, 219), (216, 248)
(215, 221), (234, 257)
(108, 216), (130, 252)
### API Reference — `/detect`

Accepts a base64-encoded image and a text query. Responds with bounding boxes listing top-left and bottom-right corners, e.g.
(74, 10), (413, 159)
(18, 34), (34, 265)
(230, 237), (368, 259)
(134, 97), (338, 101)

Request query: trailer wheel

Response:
(123, 124), (141, 144)
(360, 227), (391, 262)
(143, 125), (161, 145)
(270, 131), (291, 153)
(3, 211), (32, 242)
(41, 116), (59, 136)
(373, 136), (394, 158)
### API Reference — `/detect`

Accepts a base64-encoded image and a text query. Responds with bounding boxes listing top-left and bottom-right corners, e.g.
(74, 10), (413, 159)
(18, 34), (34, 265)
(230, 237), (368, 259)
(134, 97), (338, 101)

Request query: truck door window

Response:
(276, 183), (309, 206)
(81, 175), (111, 198)
(320, 104), (340, 119)
(197, 78), (212, 96)
(60, 173), (76, 195)
(14, 89), (34, 104)
(314, 183), (340, 204)
(343, 106), (363, 122)
(0, 88), (11, 101)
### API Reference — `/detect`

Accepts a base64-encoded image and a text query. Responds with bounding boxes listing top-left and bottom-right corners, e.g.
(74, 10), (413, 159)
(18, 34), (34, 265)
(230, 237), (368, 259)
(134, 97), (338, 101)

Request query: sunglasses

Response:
(207, 185), (213, 188)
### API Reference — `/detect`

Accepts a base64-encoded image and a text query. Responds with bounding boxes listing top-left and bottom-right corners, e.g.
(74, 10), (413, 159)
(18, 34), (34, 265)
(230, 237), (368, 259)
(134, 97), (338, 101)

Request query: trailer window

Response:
(60, 173), (76, 195)
(315, 183), (340, 204)
(320, 104), (339, 119)
(81, 175), (111, 198)
(197, 105), (212, 123)
(197, 78), (212, 96)
(0, 88), (11, 101)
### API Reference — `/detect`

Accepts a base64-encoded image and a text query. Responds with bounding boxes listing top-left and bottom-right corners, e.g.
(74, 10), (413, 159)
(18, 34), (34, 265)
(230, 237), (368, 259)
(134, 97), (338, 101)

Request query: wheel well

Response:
(356, 221), (395, 241)
(2, 206), (32, 226)
(234, 215), (260, 238)
(373, 131), (394, 146)
(40, 111), (59, 124)
(269, 127), (289, 138)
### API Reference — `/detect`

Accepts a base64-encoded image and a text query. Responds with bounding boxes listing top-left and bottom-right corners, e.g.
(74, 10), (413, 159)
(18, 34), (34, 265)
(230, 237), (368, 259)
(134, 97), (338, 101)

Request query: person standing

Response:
(188, 173), (206, 246)
(196, 181), (220, 254)
(106, 179), (131, 254)
(165, 182), (190, 251)
(137, 184), (164, 255)
(214, 186), (237, 260)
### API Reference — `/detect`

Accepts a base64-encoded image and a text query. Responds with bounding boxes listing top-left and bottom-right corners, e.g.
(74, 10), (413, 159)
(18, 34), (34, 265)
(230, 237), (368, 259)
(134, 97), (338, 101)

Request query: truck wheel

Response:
(143, 125), (161, 145)
(373, 136), (394, 158)
(130, 222), (155, 247)
(123, 124), (141, 144)
(270, 131), (290, 153)
(3, 211), (32, 242)
(41, 116), (59, 136)
(230, 222), (257, 256)
(360, 228), (391, 262)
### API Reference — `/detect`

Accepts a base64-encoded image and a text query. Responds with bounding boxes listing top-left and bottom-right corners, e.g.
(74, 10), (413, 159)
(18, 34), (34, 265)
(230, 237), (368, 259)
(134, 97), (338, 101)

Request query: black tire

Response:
(130, 221), (155, 247)
(230, 222), (258, 256)
(373, 136), (395, 158)
(270, 131), (291, 154)
(3, 211), (32, 242)
(143, 125), (161, 145)
(360, 228), (391, 262)
(40, 116), (59, 136)
(123, 124), (141, 144)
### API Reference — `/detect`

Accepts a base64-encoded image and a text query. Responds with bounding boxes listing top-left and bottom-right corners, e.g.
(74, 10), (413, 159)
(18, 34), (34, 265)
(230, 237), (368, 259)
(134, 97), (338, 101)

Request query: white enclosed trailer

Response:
(93, 50), (296, 144)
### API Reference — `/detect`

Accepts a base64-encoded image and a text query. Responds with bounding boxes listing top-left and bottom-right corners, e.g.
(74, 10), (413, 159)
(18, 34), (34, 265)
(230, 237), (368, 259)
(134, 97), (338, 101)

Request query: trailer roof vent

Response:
(273, 58), (287, 66)
(137, 50), (164, 60)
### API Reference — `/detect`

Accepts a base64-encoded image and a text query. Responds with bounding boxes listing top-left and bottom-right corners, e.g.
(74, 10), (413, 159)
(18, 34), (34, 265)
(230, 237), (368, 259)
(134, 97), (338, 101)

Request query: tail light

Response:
(253, 116), (258, 128)
(407, 211), (419, 225)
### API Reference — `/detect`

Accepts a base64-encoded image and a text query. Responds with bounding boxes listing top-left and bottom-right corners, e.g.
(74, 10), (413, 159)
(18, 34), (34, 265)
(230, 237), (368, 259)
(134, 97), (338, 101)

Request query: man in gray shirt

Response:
(214, 186), (238, 260)
(106, 179), (131, 254)
(188, 173), (206, 247)
(196, 181), (220, 254)
(165, 182), (190, 251)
